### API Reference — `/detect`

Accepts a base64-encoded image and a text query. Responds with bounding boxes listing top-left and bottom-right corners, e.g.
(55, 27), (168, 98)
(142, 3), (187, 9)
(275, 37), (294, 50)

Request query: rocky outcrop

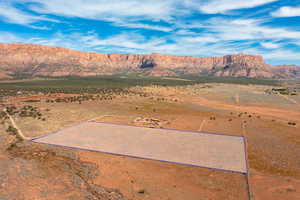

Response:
(271, 65), (300, 79)
(0, 43), (299, 79)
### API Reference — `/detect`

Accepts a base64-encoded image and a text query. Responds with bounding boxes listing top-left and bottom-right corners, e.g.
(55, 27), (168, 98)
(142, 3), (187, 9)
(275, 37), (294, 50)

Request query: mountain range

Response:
(0, 43), (299, 79)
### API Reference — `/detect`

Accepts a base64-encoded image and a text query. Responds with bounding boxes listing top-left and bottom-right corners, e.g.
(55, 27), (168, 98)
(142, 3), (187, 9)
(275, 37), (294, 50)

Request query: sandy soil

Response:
(79, 149), (248, 200)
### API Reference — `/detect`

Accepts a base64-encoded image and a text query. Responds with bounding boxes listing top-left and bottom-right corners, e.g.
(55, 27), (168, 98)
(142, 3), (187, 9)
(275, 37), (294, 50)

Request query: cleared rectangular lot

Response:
(33, 121), (247, 173)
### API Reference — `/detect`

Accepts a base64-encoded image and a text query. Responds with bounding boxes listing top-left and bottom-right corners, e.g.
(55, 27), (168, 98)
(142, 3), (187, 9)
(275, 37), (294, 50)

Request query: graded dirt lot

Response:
(33, 121), (247, 173)
(1, 82), (300, 200)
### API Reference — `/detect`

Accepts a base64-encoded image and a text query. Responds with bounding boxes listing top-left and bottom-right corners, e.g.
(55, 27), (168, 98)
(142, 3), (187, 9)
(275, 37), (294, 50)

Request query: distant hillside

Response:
(0, 43), (299, 79)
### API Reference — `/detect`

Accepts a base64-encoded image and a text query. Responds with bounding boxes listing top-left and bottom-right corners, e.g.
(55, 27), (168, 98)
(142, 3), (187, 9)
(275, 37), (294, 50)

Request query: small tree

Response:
(6, 125), (18, 135)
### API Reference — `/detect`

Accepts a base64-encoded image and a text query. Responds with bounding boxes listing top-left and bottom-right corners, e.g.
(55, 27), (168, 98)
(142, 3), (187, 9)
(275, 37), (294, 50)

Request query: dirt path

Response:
(235, 94), (240, 105)
(3, 109), (30, 140)
(198, 119), (206, 132)
(89, 115), (114, 122)
(278, 94), (299, 105)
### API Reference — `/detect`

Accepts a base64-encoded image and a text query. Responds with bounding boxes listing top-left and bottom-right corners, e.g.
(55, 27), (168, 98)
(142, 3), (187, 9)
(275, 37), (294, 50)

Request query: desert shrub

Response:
(8, 105), (46, 121)
(5, 106), (18, 115)
(288, 122), (296, 126)
(6, 125), (18, 135)
(0, 111), (8, 121)
(22, 99), (41, 103)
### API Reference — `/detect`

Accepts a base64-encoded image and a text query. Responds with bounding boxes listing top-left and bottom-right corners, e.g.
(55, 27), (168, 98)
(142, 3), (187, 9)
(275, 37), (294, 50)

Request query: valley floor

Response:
(1, 82), (300, 200)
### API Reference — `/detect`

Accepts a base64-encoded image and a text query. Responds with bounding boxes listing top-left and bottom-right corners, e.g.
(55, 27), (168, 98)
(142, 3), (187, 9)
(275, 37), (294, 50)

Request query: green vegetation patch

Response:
(0, 75), (281, 98)
(21, 99), (41, 103)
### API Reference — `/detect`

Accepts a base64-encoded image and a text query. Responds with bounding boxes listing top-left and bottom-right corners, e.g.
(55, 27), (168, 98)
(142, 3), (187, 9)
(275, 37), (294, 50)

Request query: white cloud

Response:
(12, 0), (280, 23)
(111, 20), (173, 32)
(23, 31), (167, 54)
(197, 0), (278, 14)
(175, 29), (198, 35)
(87, 33), (152, 50)
(179, 35), (219, 43)
(2, 0), (176, 31)
(0, 2), (58, 27)
(35, 31), (246, 56)
(193, 18), (300, 42)
(175, 17), (300, 42)
(260, 42), (280, 49)
(295, 41), (300, 46)
(2, 0), (287, 33)
(14, 0), (182, 31)
(0, 32), (22, 43)
(28, 0), (179, 22)
(271, 6), (300, 17)
(257, 50), (300, 60)
(25, 32), (92, 51)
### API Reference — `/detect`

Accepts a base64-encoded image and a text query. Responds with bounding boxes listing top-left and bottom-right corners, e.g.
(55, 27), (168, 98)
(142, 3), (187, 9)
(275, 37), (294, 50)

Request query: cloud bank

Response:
(0, 0), (300, 65)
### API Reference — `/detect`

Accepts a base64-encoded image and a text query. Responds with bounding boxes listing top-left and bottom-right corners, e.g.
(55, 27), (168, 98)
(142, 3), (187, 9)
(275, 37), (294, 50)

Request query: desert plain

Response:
(0, 77), (299, 200)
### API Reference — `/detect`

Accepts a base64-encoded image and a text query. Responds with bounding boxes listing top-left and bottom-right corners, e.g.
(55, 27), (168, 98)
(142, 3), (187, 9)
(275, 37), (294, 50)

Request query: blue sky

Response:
(1, 0), (300, 65)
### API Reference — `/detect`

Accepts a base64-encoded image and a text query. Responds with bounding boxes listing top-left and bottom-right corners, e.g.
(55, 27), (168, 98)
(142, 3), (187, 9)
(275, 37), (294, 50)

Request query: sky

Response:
(1, 0), (300, 65)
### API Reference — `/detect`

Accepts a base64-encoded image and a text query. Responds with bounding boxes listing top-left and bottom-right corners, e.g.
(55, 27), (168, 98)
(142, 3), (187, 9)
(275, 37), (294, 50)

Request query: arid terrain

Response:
(0, 77), (300, 200)
(2, 0), (300, 198)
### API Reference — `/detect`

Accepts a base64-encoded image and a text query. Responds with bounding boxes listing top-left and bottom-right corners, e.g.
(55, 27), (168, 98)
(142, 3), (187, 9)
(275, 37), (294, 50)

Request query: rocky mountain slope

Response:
(0, 43), (299, 79)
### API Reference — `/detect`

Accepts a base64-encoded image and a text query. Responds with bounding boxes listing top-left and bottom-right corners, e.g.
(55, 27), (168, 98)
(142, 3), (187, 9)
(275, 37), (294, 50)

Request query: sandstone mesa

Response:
(0, 43), (299, 79)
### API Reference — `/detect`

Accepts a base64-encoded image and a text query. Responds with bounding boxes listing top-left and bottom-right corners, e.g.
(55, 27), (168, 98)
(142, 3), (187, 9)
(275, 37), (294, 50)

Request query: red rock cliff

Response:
(0, 43), (299, 79)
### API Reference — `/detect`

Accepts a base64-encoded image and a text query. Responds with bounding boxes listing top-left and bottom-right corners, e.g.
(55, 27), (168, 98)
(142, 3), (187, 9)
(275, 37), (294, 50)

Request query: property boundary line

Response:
(30, 140), (248, 174)
(89, 120), (244, 138)
(31, 120), (244, 142)
(31, 120), (248, 174)
(30, 120), (90, 141)
(242, 123), (254, 200)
